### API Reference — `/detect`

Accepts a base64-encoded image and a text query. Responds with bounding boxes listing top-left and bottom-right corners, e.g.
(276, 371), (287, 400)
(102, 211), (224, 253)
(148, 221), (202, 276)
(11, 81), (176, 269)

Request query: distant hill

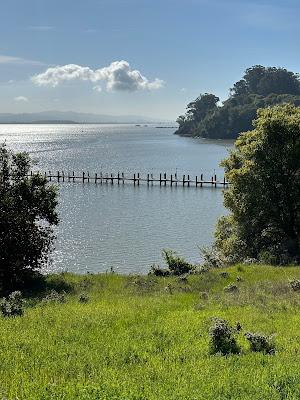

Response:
(175, 65), (300, 139)
(0, 111), (168, 124)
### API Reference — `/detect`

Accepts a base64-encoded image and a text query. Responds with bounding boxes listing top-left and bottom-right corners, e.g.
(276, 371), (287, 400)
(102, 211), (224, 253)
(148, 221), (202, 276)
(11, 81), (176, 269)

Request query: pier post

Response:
(57, 171), (60, 182)
(164, 172), (167, 186)
(170, 174), (173, 186)
(122, 172), (124, 184)
(117, 172), (120, 184)
(95, 173), (97, 183)
(73, 171), (75, 182)
(137, 173), (140, 186)
(200, 173), (203, 188)
(187, 174), (190, 187)
(49, 171), (51, 182)
(147, 173), (149, 185)
(159, 173), (162, 186)
(82, 172), (85, 183)
(111, 173), (113, 184)
(214, 174), (217, 187)
(134, 173), (136, 185)
(196, 175), (198, 187)
(183, 174), (185, 186)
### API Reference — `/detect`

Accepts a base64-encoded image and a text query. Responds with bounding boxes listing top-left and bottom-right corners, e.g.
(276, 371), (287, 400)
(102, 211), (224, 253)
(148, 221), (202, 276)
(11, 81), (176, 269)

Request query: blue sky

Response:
(1, 0), (300, 119)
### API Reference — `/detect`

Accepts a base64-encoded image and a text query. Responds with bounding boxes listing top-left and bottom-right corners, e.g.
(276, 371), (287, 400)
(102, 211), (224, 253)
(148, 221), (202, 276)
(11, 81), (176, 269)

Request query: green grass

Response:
(1, 265), (300, 399)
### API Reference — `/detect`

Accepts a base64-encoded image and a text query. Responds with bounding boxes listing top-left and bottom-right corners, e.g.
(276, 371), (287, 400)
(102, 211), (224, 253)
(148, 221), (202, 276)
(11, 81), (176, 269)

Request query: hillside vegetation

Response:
(175, 65), (300, 138)
(2, 265), (300, 399)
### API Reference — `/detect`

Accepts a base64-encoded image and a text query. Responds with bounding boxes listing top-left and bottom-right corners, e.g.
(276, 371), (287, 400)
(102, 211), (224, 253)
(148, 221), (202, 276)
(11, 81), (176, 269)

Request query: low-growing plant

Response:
(43, 290), (66, 303)
(0, 291), (24, 317)
(162, 249), (194, 276)
(220, 272), (229, 278)
(148, 264), (170, 277)
(224, 284), (239, 293)
(289, 279), (300, 292)
(79, 293), (89, 303)
(245, 332), (275, 354)
(209, 318), (240, 355)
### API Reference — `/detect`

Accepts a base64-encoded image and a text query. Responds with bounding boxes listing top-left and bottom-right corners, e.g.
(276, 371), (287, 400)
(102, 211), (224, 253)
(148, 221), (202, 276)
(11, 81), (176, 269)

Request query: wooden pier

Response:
(30, 171), (229, 188)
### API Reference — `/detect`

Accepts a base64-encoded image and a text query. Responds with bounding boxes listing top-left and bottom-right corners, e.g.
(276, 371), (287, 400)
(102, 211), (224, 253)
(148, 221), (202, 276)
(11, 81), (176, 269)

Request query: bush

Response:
(43, 290), (66, 304)
(289, 279), (300, 291)
(149, 264), (170, 277)
(224, 284), (239, 293)
(79, 293), (89, 303)
(245, 332), (275, 354)
(220, 272), (229, 278)
(209, 318), (240, 355)
(162, 249), (194, 276)
(0, 291), (24, 317)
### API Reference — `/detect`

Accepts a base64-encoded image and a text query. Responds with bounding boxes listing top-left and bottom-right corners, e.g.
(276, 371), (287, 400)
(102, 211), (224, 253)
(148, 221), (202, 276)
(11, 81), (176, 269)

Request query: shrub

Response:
(79, 293), (89, 303)
(289, 279), (300, 291)
(245, 332), (275, 354)
(209, 318), (240, 355)
(220, 272), (229, 278)
(162, 249), (194, 276)
(0, 291), (24, 317)
(43, 290), (66, 304)
(149, 264), (170, 277)
(224, 284), (239, 293)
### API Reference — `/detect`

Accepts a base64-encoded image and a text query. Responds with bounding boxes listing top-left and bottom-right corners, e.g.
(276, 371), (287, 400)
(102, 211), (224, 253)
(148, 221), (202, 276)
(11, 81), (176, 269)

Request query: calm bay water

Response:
(0, 124), (232, 274)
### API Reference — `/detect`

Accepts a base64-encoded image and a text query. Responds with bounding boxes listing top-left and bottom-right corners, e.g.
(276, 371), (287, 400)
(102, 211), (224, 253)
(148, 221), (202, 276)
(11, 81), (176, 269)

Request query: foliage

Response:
(43, 290), (66, 304)
(0, 291), (24, 317)
(149, 264), (170, 276)
(162, 249), (194, 275)
(0, 144), (58, 293)
(0, 265), (300, 399)
(78, 293), (90, 303)
(175, 65), (300, 139)
(223, 284), (239, 293)
(289, 279), (300, 291)
(209, 317), (240, 355)
(214, 104), (300, 265)
(245, 332), (276, 354)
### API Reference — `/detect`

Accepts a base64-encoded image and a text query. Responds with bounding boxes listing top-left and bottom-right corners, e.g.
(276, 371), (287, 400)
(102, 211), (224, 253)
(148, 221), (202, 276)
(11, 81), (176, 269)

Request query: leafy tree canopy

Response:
(214, 104), (300, 265)
(0, 144), (58, 293)
(176, 66), (300, 139)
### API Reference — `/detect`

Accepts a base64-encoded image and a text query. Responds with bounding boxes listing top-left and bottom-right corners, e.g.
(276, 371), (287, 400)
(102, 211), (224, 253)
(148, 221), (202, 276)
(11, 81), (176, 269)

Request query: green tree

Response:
(214, 104), (300, 264)
(0, 144), (58, 293)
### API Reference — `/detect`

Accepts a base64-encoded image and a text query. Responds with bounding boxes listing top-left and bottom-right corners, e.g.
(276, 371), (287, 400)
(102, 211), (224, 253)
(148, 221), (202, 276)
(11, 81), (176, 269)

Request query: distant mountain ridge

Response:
(0, 111), (169, 124)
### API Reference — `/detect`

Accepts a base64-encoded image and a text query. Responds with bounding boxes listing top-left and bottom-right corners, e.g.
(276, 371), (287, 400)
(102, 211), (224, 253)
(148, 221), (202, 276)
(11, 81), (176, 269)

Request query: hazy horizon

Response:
(1, 0), (300, 120)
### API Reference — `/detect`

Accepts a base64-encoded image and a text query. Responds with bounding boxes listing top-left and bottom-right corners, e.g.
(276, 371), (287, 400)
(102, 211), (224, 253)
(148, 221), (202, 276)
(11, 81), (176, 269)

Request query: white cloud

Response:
(31, 60), (164, 92)
(14, 96), (29, 102)
(0, 55), (44, 66)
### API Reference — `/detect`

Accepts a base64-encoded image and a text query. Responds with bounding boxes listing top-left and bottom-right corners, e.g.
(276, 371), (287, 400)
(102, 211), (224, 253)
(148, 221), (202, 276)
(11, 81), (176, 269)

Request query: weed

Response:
(289, 279), (300, 292)
(162, 249), (194, 276)
(245, 332), (275, 354)
(224, 284), (239, 293)
(78, 293), (89, 303)
(0, 291), (24, 317)
(209, 318), (240, 355)
(43, 290), (66, 304)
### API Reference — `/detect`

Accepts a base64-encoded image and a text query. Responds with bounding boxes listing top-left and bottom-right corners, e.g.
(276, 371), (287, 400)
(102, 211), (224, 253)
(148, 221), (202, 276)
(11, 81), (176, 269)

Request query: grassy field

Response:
(1, 265), (300, 399)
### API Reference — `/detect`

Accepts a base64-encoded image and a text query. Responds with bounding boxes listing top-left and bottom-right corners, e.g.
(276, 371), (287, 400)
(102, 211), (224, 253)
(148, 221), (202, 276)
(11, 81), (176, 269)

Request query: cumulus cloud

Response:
(31, 60), (164, 92)
(14, 96), (29, 102)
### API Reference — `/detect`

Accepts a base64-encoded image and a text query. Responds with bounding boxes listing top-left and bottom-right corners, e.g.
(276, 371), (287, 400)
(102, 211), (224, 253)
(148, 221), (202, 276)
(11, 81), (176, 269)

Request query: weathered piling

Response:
(28, 171), (229, 189)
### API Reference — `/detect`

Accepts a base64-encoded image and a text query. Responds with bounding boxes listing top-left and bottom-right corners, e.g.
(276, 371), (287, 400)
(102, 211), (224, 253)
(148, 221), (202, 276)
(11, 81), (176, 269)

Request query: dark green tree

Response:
(214, 104), (300, 264)
(0, 144), (58, 293)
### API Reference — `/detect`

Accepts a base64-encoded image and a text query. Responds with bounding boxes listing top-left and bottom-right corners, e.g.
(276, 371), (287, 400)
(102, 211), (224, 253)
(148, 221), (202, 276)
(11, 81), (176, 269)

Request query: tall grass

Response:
(1, 265), (300, 399)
